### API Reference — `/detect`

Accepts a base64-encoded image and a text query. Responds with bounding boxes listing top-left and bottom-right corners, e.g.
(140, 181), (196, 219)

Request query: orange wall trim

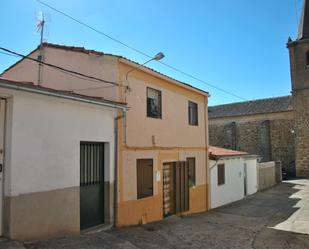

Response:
(117, 184), (208, 227)
(183, 184), (208, 215)
(117, 195), (163, 226)
(123, 146), (208, 151)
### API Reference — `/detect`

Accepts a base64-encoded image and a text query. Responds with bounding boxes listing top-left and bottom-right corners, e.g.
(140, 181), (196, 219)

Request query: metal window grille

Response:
(80, 142), (104, 187)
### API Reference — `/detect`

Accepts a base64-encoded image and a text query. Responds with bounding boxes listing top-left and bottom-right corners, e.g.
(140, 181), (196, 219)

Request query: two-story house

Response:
(1, 43), (209, 233)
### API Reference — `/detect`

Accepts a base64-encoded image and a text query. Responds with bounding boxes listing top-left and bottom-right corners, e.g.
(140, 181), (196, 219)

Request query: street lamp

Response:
(125, 52), (165, 83)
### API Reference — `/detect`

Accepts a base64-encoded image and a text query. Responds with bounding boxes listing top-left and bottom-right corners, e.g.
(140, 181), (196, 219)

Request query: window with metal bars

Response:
(80, 142), (104, 186)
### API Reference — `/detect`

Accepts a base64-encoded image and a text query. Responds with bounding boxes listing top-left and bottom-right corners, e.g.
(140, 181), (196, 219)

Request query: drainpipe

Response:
(204, 96), (210, 211)
(114, 111), (125, 227)
(113, 114), (119, 227)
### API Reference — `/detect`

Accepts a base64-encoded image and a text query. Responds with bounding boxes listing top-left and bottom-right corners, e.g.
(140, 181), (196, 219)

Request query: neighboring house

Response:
(287, 0), (309, 177)
(209, 0), (309, 178)
(209, 146), (258, 209)
(1, 43), (209, 236)
(208, 96), (295, 177)
(0, 78), (126, 240)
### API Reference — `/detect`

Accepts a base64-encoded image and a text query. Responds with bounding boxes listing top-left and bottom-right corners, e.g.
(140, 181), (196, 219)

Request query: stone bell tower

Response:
(288, 0), (309, 176)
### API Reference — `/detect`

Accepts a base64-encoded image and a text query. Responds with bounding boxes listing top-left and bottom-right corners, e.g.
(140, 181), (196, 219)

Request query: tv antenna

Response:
(36, 11), (45, 86)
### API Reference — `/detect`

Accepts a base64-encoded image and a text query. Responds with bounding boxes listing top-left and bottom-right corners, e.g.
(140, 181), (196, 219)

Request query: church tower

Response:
(288, 0), (309, 176)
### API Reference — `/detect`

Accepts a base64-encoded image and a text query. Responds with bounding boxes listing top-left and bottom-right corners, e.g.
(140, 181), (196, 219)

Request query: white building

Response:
(209, 146), (258, 209)
(0, 78), (126, 240)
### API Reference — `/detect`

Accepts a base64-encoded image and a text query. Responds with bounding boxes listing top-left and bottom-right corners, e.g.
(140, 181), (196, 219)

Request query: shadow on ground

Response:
(11, 181), (309, 249)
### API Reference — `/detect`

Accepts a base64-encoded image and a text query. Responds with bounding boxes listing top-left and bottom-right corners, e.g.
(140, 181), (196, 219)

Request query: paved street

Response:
(4, 180), (309, 249)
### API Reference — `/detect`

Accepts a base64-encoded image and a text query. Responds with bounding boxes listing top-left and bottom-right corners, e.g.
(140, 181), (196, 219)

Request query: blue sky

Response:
(0, 0), (302, 105)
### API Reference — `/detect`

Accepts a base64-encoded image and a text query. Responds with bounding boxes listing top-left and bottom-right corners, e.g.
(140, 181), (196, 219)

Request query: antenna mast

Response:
(37, 12), (45, 86)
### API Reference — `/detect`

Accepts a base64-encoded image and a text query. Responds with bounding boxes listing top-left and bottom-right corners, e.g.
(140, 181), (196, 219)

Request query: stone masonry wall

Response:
(293, 89), (309, 176)
(209, 112), (295, 175)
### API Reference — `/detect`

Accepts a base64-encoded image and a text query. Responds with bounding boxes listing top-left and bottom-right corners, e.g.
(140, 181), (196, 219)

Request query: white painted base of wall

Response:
(210, 157), (257, 209)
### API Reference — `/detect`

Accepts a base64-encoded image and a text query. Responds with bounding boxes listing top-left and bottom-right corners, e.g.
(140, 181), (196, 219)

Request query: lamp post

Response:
(124, 52), (165, 90)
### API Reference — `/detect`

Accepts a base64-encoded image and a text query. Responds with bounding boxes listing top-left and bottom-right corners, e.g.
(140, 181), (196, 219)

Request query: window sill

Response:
(147, 116), (162, 120)
(137, 195), (154, 200)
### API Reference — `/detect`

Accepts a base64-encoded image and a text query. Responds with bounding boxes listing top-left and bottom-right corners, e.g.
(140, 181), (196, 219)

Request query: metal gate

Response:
(163, 161), (189, 217)
(80, 142), (104, 230)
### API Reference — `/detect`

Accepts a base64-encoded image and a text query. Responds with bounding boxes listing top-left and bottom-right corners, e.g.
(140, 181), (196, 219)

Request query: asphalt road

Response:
(4, 180), (309, 249)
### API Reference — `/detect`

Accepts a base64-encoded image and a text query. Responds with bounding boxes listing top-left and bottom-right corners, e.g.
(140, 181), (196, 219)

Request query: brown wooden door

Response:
(163, 161), (189, 217)
(175, 161), (189, 213)
(163, 162), (175, 216)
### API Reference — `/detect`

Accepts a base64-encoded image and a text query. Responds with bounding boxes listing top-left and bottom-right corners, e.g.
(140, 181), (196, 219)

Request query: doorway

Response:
(80, 142), (105, 230)
(163, 161), (189, 217)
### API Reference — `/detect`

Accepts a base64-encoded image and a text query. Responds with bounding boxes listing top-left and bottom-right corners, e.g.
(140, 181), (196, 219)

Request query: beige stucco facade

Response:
(1, 43), (209, 234)
(116, 61), (209, 225)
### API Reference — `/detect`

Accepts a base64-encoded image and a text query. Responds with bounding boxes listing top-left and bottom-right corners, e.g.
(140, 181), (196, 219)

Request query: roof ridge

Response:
(2, 42), (208, 96)
(209, 95), (292, 108)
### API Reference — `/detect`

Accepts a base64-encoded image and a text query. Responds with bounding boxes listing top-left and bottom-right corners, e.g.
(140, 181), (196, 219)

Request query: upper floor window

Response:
(188, 101), (198, 126)
(187, 157), (196, 187)
(147, 87), (162, 119)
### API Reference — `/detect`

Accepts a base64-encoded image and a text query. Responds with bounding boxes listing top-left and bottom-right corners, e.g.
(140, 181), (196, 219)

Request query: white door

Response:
(0, 99), (5, 236)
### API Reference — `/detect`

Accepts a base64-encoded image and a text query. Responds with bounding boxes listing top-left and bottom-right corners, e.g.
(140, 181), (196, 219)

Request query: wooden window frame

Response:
(137, 158), (154, 199)
(217, 163), (225, 186)
(147, 87), (162, 119)
(187, 157), (196, 187)
(188, 101), (198, 126)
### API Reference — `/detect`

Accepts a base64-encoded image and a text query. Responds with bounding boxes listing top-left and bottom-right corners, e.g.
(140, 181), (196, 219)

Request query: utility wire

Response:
(0, 51), (20, 58)
(0, 47), (120, 86)
(35, 0), (246, 101)
(294, 0), (300, 30)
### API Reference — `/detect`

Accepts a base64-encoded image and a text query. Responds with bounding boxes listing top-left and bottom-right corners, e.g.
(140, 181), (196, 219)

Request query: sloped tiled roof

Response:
(1, 43), (208, 96)
(208, 95), (293, 119)
(0, 77), (127, 109)
(209, 146), (248, 159)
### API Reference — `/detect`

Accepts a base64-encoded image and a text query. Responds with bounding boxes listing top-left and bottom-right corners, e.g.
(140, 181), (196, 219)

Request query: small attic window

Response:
(306, 51), (309, 67)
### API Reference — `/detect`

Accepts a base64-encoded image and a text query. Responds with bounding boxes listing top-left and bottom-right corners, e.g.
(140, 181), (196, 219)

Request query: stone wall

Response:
(257, 161), (276, 191)
(293, 89), (309, 176)
(209, 112), (295, 175)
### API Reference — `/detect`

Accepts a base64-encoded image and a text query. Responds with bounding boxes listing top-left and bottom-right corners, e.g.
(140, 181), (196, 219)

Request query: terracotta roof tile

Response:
(208, 95), (292, 119)
(42, 43), (209, 95)
(209, 146), (248, 159)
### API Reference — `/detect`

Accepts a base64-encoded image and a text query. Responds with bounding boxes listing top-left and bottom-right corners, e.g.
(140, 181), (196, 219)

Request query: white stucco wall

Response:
(2, 87), (116, 196)
(210, 156), (258, 209)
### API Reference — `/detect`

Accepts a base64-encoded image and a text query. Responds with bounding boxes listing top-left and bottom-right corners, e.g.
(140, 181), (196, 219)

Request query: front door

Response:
(163, 162), (176, 216)
(80, 142), (105, 230)
(0, 99), (5, 236)
(163, 161), (189, 217)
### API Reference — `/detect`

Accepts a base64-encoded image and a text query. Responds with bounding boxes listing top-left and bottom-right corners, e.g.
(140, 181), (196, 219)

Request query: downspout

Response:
(113, 112), (123, 227)
(204, 95), (210, 211)
(113, 109), (126, 227)
(113, 114), (118, 227)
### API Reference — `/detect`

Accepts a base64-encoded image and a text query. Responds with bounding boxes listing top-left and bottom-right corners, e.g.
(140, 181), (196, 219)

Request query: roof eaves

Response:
(118, 57), (209, 96)
(37, 43), (209, 96)
(0, 77), (127, 110)
(0, 47), (39, 76)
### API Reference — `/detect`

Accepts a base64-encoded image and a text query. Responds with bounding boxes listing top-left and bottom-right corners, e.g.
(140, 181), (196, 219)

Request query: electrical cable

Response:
(35, 0), (247, 101)
(0, 47), (119, 86)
